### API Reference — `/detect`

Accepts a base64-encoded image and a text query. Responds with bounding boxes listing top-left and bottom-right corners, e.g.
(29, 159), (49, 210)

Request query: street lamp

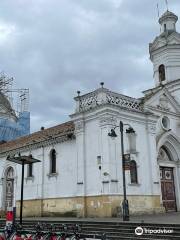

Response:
(108, 120), (135, 221)
(6, 153), (40, 225)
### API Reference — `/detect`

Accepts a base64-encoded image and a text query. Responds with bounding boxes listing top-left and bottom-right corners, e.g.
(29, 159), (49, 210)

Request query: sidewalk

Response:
(128, 212), (180, 224)
(22, 212), (180, 225)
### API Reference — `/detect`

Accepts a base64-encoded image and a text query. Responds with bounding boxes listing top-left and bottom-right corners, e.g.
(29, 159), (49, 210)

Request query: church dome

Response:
(0, 91), (15, 116)
(158, 10), (178, 34)
(159, 10), (178, 25)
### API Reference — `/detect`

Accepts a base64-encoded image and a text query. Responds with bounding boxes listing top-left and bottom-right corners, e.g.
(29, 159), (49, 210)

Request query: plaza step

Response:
(0, 219), (179, 239)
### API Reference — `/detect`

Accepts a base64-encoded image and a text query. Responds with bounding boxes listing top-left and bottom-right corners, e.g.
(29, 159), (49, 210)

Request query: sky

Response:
(0, 0), (180, 133)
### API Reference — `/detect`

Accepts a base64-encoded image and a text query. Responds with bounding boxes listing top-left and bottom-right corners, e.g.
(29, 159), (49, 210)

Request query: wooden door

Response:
(5, 167), (14, 210)
(160, 167), (177, 212)
(5, 179), (14, 209)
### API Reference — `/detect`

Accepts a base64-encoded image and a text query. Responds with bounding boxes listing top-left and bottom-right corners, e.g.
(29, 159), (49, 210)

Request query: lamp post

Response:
(7, 153), (40, 225)
(108, 120), (135, 221)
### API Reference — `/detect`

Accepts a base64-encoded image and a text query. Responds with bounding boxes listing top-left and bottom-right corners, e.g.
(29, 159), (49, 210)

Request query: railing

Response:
(75, 88), (143, 113)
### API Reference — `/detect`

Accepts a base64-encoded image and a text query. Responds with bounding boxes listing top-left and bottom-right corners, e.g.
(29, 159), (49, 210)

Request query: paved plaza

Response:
(22, 212), (180, 224)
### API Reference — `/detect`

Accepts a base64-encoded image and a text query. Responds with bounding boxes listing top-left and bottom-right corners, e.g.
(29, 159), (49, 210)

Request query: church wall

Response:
(152, 48), (180, 85)
(84, 118), (101, 196)
(2, 109), (179, 217)
(19, 140), (77, 200)
(171, 117), (180, 137)
(82, 115), (122, 197)
(129, 116), (159, 197)
(156, 113), (180, 142)
(156, 111), (180, 211)
(14, 148), (43, 201)
(0, 110), (165, 217)
(80, 110), (163, 213)
(0, 139), (78, 212)
(15, 195), (163, 218)
(173, 88), (180, 100)
(42, 140), (77, 198)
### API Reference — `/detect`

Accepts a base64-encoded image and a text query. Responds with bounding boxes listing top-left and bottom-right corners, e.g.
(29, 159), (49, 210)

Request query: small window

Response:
(173, 23), (176, 30)
(159, 64), (166, 82)
(130, 160), (138, 184)
(27, 163), (33, 177)
(161, 116), (170, 130)
(164, 24), (167, 32)
(50, 149), (56, 174)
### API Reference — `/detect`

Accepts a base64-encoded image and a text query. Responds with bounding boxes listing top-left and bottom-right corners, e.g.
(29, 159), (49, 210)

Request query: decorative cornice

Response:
(75, 120), (84, 133)
(99, 116), (117, 127)
(164, 87), (180, 113)
(147, 124), (157, 134)
(147, 105), (180, 117)
(156, 105), (170, 111)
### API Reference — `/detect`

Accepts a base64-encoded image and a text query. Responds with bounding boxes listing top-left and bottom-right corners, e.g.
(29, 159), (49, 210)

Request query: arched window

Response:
(50, 149), (56, 174)
(130, 160), (138, 184)
(27, 163), (33, 177)
(159, 64), (166, 82)
(6, 167), (14, 179)
(164, 24), (167, 32)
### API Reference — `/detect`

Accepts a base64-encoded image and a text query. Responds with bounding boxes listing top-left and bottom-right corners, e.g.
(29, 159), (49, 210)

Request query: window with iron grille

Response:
(27, 163), (33, 177)
(50, 149), (56, 174)
(130, 160), (138, 184)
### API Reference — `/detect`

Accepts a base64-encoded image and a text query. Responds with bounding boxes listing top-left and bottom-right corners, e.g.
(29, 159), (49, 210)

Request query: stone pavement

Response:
(23, 212), (180, 224)
(127, 211), (180, 224)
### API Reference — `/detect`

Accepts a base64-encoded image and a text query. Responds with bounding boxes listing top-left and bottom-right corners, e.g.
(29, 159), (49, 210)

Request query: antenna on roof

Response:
(157, 3), (160, 18)
(157, 3), (161, 33)
(165, 0), (169, 11)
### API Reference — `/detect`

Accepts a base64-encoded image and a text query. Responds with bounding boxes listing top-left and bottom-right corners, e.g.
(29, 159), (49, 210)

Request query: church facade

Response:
(0, 10), (180, 217)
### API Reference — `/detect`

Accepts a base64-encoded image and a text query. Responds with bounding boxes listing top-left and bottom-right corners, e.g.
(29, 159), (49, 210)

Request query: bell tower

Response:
(149, 10), (180, 86)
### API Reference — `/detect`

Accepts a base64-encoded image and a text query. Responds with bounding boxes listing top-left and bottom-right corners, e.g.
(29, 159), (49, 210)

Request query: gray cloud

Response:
(0, 0), (180, 132)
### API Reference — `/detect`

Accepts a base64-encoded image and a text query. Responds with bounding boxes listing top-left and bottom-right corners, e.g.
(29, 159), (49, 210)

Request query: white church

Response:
(0, 10), (180, 218)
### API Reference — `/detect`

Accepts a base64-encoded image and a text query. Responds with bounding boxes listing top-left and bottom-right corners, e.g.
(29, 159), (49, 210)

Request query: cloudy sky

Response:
(0, 0), (180, 132)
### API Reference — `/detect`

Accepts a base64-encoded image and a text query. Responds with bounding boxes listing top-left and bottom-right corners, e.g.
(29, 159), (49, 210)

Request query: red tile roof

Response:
(0, 121), (75, 154)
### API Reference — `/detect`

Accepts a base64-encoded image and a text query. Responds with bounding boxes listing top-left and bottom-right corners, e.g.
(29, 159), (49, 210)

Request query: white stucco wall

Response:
(0, 106), (162, 210)
(152, 47), (180, 86)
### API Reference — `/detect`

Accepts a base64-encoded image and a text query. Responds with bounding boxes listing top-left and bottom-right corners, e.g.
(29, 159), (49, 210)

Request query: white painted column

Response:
(99, 116), (118, 194)
(75, 120), (85, 196)
(146, 122), (161, 195)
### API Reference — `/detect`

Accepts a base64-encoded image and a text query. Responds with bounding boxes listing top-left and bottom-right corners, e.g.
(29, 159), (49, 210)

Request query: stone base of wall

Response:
(16, 195), (165, 217)
(16, 199), (42, 217)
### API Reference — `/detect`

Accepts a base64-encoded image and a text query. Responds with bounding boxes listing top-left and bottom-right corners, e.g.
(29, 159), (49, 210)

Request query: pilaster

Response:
(146, 122), (161, 195)
(74, 120), (86, 195)
(99, 115), (118, 194)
